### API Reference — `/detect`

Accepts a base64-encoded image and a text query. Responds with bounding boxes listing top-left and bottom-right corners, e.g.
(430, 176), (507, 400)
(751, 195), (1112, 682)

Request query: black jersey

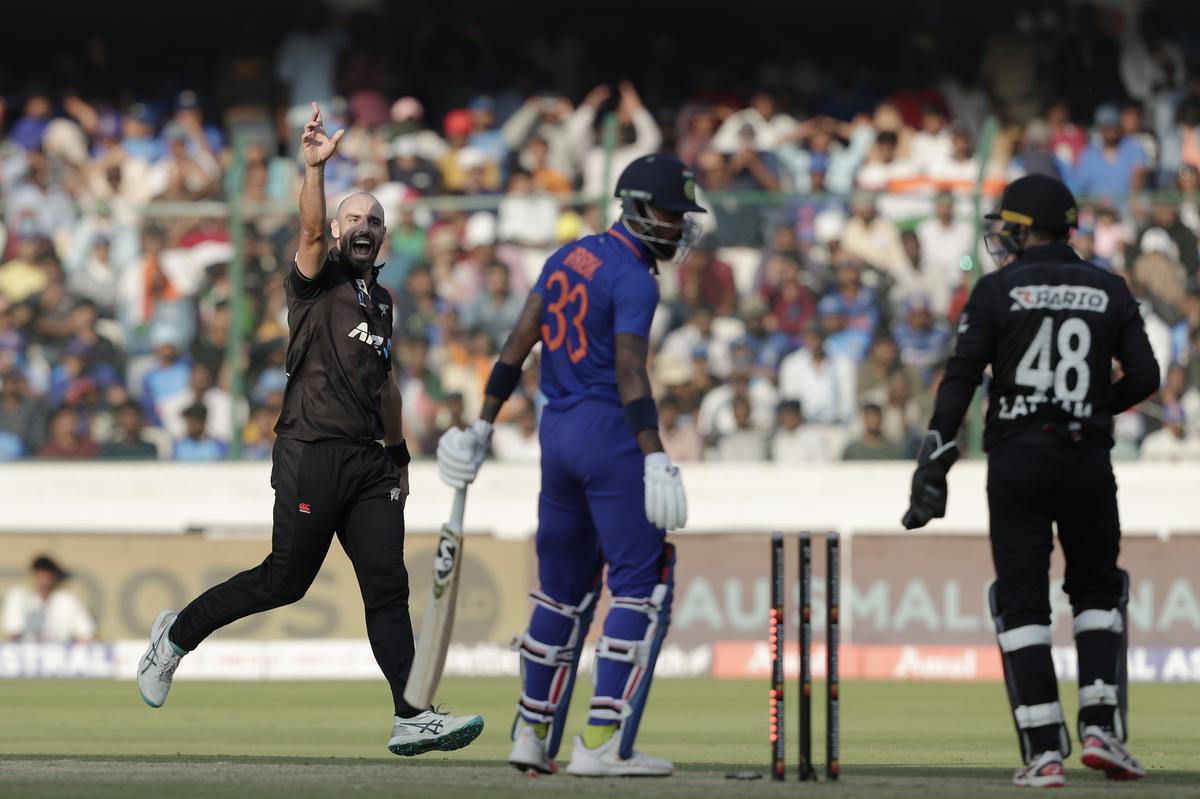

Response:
(275, 251), (394, 442)
(929, 243), (1159, 450)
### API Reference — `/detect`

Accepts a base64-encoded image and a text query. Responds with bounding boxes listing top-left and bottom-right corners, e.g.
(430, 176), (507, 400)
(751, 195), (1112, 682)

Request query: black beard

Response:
(336, 240), (377, 272)
(645, 238), (679, 262)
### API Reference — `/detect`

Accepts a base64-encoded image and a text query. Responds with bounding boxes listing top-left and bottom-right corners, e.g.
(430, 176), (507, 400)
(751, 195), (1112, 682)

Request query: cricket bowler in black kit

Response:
(136, 102), (483, 757)
(902, 175), (1159, 788)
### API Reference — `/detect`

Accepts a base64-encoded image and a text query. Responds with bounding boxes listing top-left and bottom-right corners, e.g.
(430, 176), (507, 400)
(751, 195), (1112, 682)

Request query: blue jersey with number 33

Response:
(532, 221), (660, 410)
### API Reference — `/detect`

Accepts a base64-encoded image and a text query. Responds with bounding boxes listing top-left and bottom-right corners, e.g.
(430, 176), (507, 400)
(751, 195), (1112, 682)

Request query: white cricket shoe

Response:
(137, 610), (185, 708)
(388, 708), (484, 757)
(564, 733), (673, 777)
(1013, 749), (1066, 788)
(1080, 725), (1146, 781)
(508, 719), (557, 774)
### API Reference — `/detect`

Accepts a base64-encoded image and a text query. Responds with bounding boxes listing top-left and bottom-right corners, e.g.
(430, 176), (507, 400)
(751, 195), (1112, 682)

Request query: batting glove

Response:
(644, 452), (687, 531)
(902, 431), (959, 530)
(437, 419), (493, 489)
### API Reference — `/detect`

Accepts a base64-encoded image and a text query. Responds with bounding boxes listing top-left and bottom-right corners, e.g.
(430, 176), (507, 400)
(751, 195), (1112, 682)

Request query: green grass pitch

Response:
(1, 678), (1198, 797)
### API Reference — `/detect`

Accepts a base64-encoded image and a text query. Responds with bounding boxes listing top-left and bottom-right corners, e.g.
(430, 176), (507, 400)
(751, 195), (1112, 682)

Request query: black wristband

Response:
(622, 396), (659, 436)
(485, 361), (522, 402)
(386, 441), (412, 468)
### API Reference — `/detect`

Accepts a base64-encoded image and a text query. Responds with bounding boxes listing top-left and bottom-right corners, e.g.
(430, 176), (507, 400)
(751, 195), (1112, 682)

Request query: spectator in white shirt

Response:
(491, 395), (541, 463)
(778, 326), (856, 424)
(711, 91), (797, 154)
(659, 306), (744, 380)
(841, 192), (910, 288)
(770, 399), (845, 463)
(697, 362), (778, 441)
(660, 306), (714, 370)
(910, 105), (954, 175)
(855, 130), (917, 195)
(147, 123), (221, 201)
(500, 87), (608, 179)
(660, 395), (704, 463)
(2, 555), (95, 643)
(926, 126), (979, 186)
(1093, 206), (1134, 267)
(496, 171), (560, 247)
(158, 362), (237, 444)
(579, 81), (662, 202)
(1140, 407), (1200, 461)
(714, 395), (769, 461)
(915, 191), (974, 316)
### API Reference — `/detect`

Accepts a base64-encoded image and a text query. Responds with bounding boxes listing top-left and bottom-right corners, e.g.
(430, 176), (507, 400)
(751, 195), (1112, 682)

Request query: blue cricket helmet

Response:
(615, 154), (707, 214)
(615, 154), (706, 264)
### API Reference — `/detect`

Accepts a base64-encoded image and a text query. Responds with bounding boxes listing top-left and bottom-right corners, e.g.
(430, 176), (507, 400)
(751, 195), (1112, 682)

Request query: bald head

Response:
(337, 192), (385, 226)
(332, 192), (387, 271)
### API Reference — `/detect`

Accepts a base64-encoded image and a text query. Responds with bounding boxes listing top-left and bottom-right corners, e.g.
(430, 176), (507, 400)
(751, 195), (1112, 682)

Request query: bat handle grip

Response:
(449, 486), (467, 530)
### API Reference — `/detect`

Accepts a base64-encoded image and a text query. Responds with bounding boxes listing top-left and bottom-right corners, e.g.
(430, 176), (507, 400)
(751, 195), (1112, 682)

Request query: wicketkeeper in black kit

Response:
(136, 102), (483, 756)
(902, 175), (1159, 788)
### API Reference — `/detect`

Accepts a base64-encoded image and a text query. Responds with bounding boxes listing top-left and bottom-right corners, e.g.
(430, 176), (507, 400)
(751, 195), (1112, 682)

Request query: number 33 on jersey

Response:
(542, 271), (589, 363)
(534, 225), (661, 408)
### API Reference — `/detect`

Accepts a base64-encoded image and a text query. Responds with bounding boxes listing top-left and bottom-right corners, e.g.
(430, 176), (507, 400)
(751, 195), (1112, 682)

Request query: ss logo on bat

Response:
(432, 531), (458, 597)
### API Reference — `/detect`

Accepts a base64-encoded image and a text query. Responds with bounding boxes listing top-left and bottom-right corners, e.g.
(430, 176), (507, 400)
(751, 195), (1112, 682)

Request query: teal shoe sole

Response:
(137, 611), (176, 709)
(138, 687), (163, 708)
(389, 716), (484, 757)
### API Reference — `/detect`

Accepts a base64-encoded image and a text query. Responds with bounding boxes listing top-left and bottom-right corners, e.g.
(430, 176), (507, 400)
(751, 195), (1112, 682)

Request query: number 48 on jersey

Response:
(1016, 317), (1092, 400)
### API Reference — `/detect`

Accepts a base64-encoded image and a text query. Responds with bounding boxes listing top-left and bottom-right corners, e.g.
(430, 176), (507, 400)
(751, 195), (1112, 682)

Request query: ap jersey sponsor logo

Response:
(347, 321), (391, 360)
(1009, 284), (1109, 313)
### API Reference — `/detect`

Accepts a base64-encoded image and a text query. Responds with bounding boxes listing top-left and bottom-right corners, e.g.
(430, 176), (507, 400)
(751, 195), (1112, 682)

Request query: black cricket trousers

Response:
(987, 431), (1125, 626)
(171, 437), (419, 716)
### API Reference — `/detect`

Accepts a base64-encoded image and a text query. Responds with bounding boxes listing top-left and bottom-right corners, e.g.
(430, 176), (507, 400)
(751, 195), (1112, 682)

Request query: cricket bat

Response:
(403, 486), (467, 709)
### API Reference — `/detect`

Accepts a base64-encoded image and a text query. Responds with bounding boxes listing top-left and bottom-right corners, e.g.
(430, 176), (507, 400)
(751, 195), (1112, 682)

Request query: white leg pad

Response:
(511, 631), (575, 667)
(1073, 597), (1129, 743)
(1080, 679), (1124, 740)
(512, 587), (600, 753)
(1014, 701), (1066, 729)
(515, 692), (555, 724)
(998, 625), (1052, 652)
(591, 583), (673, 746)
(1074, 609), (1123, 635)
(1079, 680), (1119, 709)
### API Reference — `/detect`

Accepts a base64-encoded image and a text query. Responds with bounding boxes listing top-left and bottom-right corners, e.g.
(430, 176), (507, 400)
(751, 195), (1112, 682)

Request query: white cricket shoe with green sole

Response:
(137, 610), (186, 708)
(388, 708), (484, 757)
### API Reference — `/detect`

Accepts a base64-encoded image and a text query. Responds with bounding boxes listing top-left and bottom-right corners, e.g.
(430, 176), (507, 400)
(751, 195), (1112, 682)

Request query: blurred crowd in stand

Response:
(2, 1), (1199, 464)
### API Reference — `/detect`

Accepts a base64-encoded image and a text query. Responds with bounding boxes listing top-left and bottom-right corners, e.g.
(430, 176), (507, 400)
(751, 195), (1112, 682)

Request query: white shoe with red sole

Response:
(1080, 725), (1146, 781)
(508, 719), (558, 775)
(1013, 750), (1066, 788)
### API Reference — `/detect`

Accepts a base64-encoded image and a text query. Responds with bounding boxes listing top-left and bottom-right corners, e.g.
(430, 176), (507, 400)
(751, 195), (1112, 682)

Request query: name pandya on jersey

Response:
(563, 246), (604, 281)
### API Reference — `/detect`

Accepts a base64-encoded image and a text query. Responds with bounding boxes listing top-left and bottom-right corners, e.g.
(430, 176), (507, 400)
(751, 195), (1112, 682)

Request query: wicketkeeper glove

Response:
(902, 431), (960, 530)
(644, 452), (687, 531)
(437, 420), (493, 489)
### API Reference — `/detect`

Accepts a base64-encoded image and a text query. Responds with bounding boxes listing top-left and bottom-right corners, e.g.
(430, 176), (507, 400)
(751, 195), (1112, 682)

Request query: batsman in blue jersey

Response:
(437, 154), (704, 777)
